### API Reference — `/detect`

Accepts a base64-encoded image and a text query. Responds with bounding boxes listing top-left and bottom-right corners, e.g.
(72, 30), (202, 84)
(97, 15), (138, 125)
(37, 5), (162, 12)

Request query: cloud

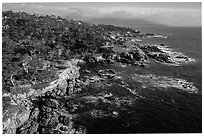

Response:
(143, 9), (201, 26)
(2, 3), (201, 27)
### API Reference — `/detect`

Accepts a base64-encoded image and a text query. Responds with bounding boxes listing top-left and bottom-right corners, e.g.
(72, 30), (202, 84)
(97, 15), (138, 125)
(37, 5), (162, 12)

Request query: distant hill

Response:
(86, 17), (166, 28)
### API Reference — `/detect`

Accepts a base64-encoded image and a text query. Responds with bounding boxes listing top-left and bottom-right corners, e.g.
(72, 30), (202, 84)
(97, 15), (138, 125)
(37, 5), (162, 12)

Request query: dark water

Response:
(137, 26), (202, 91)
(121, 26), (202, 133)
(79, 27), (202, 133)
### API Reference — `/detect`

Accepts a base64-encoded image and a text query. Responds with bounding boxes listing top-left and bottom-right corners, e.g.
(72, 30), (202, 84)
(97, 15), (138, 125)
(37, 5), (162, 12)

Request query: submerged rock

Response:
(90, 109), (119, 119)
(97, 69), (116, 78)
(132, 74), (198, 93)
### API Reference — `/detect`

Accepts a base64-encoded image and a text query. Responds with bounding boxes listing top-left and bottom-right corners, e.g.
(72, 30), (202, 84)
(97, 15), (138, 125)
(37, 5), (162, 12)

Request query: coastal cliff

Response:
(2, 11), (199, 134)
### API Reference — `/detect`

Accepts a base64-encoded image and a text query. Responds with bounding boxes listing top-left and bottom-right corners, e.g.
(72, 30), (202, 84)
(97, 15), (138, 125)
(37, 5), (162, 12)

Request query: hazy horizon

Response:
(2, 2), (201, 27)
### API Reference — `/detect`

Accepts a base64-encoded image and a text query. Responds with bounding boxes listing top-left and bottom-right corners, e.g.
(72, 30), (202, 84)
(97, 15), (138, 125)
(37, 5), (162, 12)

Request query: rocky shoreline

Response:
(2, 11), (199, 134)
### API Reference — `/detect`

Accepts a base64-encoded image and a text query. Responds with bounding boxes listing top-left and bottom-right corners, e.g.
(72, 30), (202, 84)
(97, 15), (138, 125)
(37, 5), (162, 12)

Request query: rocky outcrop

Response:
(3, 11), (199, 134)
(140, 44), (195, 66)
(81, 39), (196, 67)
(3, 59), (82, 134)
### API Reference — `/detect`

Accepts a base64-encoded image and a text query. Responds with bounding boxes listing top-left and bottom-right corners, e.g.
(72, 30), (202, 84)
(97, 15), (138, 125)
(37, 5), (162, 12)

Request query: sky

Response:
(2, 2), (202, 27)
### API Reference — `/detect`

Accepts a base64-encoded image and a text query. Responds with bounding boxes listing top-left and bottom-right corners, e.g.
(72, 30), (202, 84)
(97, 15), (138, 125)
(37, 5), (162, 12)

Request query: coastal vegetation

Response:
(2, 11), (198, 134)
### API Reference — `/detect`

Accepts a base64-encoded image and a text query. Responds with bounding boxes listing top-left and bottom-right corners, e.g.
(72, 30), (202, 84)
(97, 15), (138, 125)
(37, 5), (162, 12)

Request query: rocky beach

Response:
(2, 11), (201, 134)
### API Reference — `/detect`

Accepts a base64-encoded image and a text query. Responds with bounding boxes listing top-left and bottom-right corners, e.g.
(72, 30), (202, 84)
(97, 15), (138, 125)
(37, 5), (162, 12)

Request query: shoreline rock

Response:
(139, 44), (195, 66)
(2, 11), (199, 134)
(3, 59), (81, 134)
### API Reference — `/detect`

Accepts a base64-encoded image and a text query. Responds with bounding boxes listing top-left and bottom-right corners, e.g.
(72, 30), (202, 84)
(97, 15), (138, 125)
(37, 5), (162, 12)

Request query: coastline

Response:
(2, 11), (202, 134)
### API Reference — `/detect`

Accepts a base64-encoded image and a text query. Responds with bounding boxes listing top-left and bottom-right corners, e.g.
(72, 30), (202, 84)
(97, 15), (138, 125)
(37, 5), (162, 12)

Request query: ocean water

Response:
(121, 26), (202, 133)
(78, 27), (202, 133)
(136, 26), (202, 91)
